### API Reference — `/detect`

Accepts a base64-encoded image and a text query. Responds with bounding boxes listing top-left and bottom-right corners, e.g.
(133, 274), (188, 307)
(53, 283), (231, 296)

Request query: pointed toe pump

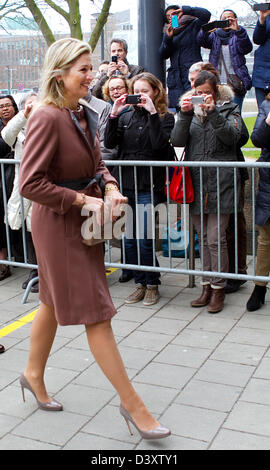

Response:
(19, 374), (63, 411)
(120, 404), (171, 440)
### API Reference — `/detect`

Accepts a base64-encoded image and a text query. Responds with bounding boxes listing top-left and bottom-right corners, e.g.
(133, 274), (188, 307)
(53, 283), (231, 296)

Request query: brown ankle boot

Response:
(191, 284), (212, 308)
(207, 288), (225, 314)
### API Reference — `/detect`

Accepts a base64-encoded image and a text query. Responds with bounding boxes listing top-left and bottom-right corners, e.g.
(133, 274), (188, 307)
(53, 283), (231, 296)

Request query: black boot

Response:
(247, 285), (267, 312)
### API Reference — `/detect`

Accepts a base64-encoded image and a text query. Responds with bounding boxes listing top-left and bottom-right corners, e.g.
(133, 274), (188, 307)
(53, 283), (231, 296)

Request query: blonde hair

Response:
(38, 38), (91, 108)
(129, 72), (168, 116)
(102, 75), (129, 102)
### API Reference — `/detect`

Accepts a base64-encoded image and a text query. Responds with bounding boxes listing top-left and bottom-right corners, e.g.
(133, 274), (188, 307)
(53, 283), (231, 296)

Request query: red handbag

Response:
(165, 151), (194, 203)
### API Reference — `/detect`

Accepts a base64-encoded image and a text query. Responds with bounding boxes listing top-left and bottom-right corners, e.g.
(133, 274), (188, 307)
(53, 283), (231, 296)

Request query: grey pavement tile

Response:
(54, 383), (115, 417)
(14, 334), (72, 355)
(137, 317), (187, 336)
(172, 328), (224, 350)
(62, 432), (134, 450)
(161, 273), (190, 287)
(12, 409), (89, 446)
(225, 327), (270, 347)
(241, 378), (270, 406)
(111, 318), (141, 337)
(0, 384), (42, 418)
(74, 362), (136, 392)
(5, 323), (32, 339)
(237, 313), (270, 330)
(0, 297), (39, 313)
(210, 428), (270, 450)
(195, 359), (255, 388)
(175, 379), (241, 412)
(47, 346), (95, 372)
(134, 362), (195, 390)
(42, 367), (82, 394)
(56, 324), (85, 339)
(0, 413), (22, 438)
(82, 404), (141, 444)
(187, 313), (238, 334)
(64, 333), (92, 351)
(160, 403), (226, 442)
(136, 433), (208, 450)
(0, 369), (19, 390)
(211, 342), (267, 366)
(111, 382), (178, 415)
(254, 357), (270, 380)
(115, 305), (155, 323)
(155, 303), (202, 322)
(154, 344), (211, 369)
(158, 285), (183, 299)
(0, 348), (30, 373)
(210, 304), (245, 320)
(120, 330), (174, 352)
(224, 401), (270, 437)
(0, 434), (60, 450)
(117, 345), (157, 370)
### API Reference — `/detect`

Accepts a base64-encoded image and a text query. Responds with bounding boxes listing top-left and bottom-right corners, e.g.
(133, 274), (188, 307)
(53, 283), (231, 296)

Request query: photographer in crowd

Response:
(252, 8), (270, 108)
(159, 4), (211, 111)
(198, 9), (252, 112)
(92, 38), (145, 100)
(171, 71), (242, 313)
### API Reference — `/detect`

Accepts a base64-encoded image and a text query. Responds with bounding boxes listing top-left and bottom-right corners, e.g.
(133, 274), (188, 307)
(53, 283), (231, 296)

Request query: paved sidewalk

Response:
(0, 254), (270, 451)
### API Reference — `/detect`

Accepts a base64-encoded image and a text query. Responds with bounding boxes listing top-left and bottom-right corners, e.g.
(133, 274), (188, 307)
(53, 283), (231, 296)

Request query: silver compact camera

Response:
(191, 95), (205, 105)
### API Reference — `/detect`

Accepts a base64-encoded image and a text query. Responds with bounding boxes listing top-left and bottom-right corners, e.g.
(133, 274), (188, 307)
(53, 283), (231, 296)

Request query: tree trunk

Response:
(24, 0), (55, 46)
(67, 0), (83, 39)
(89, 0), (112, 52)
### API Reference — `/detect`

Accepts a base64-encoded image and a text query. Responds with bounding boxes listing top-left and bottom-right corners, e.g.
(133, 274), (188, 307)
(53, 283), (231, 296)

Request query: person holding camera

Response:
(198, 9), (252, 111)
(92, 39), (145, 101)
(252, 8), (270, 108)
(104, 72), (175, 306)
(171, 71), (242, 313)
(159, 4), (211, 111)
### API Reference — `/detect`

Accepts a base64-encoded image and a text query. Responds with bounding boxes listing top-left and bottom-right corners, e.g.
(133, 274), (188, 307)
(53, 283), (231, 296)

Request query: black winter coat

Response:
(251, 99), (270, 227)
(104, 108), (175, 195)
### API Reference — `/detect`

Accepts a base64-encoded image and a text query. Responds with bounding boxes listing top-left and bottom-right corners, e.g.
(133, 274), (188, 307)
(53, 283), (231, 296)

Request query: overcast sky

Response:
(109, 0), (250, 16)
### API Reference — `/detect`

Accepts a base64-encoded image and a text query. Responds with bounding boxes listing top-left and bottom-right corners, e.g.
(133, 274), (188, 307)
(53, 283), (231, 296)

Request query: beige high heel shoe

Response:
(20, 374), (63, 411)
(120, 404), (171, 440)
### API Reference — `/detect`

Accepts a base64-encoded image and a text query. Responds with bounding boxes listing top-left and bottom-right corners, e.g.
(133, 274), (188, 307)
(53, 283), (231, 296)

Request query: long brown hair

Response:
(129, 72), (168, 117)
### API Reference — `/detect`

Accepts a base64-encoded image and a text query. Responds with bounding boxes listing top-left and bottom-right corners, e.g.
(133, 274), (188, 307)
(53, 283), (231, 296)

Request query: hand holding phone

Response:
(171, 14), (179, 29)
(125, 95), (141, 105)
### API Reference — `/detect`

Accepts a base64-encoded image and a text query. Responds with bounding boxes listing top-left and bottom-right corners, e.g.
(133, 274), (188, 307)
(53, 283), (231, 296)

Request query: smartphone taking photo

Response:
(111, 55), (118, 63)
(202, 19), (230, 32)
(125, 95), (141, 105)
(171, 14), (179, 28)
(253, 3), (270, 11)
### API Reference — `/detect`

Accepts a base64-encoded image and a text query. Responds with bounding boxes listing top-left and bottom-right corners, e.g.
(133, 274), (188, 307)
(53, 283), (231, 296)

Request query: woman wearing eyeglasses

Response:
(0, 95), (19, 281)
(102, 75), (134, 283)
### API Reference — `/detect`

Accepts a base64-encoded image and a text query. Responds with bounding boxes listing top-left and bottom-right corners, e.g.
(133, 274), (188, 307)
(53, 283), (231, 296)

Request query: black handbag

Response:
(220, 50), (246, 97)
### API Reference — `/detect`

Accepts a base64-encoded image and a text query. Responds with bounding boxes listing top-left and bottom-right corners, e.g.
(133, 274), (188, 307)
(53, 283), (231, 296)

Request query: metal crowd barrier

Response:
(1, 158), (270, 305)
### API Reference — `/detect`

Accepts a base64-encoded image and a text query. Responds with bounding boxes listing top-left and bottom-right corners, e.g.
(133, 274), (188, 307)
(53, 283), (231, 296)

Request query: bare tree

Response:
(0, 0), (112, 51)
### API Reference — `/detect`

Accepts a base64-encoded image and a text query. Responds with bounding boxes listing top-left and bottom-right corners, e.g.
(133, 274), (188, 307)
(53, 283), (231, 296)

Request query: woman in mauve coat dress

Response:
(18, 38), (170, 440)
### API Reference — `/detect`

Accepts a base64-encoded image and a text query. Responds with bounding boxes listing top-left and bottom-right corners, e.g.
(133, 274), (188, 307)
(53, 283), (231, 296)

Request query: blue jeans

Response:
(233, 94), (245, 112)
(255, 88), (269, 109)
(123, 191), (161, 286)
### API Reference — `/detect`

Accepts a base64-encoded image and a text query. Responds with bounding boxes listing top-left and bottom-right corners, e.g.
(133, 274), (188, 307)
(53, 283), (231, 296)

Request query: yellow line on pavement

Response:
(0, 267), (119, 339)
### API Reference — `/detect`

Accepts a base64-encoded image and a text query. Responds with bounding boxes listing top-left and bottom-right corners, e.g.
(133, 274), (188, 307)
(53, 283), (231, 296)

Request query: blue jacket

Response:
(252, 18), (270, 90)
(159, 6), (211, 108)
(251, 99), (270, 227)
(197, 27), (252, 92)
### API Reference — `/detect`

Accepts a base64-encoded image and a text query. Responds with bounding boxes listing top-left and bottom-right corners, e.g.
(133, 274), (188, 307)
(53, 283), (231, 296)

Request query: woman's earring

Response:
(58, 80), (64, 89)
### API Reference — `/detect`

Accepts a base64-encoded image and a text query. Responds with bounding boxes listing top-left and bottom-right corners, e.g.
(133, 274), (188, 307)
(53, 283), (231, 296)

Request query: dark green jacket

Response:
(171, 86), (242, 214)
